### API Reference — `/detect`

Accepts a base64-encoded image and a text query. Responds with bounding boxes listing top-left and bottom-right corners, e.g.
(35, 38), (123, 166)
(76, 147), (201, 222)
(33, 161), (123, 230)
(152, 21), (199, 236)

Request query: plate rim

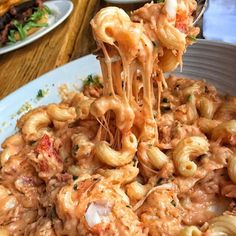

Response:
(0, 54), (99, 145)
(0, 54), (97, 106)
(0, 0), (74, 55)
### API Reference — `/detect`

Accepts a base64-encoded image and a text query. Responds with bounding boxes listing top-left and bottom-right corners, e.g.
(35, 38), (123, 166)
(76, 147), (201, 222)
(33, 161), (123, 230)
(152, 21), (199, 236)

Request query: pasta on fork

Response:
(1, 0), (236, 235)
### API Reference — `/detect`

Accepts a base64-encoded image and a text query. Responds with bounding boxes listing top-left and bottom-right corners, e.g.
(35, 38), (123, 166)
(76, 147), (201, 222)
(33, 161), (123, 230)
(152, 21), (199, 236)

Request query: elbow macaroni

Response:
(173, 136), (209, 177)
(0, 133), (24, 167)
(90, 96), (135, 132)
(212, 120), (236, 142)
(76, 97), (95, 120)
(126, 181), (150, 201)
(159, 49), (180, 72)
(228, 155), (236, 184)
(179, 226), (202, 236)
(206, 215), (236, 236)
(216, 102), (236, 118)
(97, 162), (139, 185)
(47, 104), (77, 122)
(91, 7), (131, 45)
(95, 133), (137, 167)
(199, 97), (216, 119)
(146, 146), (169, 169)
(21, 109), (51, 141)
(198, 118), (220, 135)
(157, 16), (186, 52)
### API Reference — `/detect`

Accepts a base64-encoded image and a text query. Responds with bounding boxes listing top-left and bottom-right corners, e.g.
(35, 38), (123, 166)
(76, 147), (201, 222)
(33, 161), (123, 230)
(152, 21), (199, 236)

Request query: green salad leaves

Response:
(8, 6), (51, 43)
(12, 20), (26, 40)
(8, 30), (16, 43)
(30, 6), (51, 22)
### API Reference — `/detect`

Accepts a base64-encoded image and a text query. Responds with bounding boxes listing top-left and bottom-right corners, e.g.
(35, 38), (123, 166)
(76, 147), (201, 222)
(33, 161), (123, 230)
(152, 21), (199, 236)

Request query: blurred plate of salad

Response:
(0, 0), (73, 55)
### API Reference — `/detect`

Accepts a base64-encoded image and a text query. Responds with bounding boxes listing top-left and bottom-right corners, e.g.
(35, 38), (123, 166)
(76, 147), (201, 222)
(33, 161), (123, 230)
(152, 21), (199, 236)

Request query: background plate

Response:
(0, 0), (73, 55)
(0, 39), (236, 145)
(174, 40), (236, 95)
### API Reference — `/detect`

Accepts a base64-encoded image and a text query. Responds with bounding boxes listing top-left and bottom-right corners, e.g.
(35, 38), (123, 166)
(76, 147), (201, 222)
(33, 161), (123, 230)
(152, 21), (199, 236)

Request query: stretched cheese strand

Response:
(90, 0), (198, 168)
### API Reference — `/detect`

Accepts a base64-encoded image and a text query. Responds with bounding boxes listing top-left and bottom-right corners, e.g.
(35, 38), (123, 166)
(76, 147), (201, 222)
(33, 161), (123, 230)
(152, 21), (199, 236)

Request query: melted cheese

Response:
(165, 0), (177, 19)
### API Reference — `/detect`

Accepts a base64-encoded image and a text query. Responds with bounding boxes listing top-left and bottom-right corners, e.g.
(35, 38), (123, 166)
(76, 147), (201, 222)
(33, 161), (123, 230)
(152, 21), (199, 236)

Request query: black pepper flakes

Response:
(171, 200), (176, 207)
(73, 176), (78, 180)
(161, 106), (171, 112)
(73, 183), (78, 190)
(72, 144), (79, 156)
(156, 177), (163, 185)
(162, 97), (169, 103)
(205, 86), (209, 93)
(175, 84), (180, 91)
(122, 81), (125, 88)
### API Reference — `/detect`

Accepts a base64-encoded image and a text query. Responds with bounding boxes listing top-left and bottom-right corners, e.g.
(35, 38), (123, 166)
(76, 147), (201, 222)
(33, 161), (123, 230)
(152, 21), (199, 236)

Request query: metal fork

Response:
(193, 0), (208, 25)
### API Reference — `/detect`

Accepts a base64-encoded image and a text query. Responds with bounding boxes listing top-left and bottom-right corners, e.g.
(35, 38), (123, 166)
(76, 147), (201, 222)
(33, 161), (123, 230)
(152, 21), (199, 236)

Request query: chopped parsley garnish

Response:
(171, 200), (176, 207)
(84, 74), (103, 88)
(36, 89), (47, 100)
(187, 35), (197, 41)
(37, 89), (44, 98)
(187, 94), (193, 102)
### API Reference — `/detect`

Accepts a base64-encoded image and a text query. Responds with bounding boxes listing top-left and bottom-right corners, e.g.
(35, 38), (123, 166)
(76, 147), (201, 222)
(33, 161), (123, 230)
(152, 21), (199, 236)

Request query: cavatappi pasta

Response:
(1, 1), (236, 236)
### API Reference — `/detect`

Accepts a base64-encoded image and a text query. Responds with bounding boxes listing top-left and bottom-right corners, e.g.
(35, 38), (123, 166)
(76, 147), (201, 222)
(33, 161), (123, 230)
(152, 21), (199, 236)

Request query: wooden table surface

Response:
(0, 0), (100, 100)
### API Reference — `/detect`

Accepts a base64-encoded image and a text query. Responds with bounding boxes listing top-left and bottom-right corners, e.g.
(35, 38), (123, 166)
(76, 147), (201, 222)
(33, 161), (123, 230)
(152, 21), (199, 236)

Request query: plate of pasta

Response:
(1, 0), (236, 235)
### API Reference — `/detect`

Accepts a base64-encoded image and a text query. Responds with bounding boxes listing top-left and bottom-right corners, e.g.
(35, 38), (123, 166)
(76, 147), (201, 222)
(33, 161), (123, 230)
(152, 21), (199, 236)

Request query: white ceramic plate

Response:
(0, 0), (73, 55)
(0, 40), (236, 145)
(0, 55), (100, 145)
